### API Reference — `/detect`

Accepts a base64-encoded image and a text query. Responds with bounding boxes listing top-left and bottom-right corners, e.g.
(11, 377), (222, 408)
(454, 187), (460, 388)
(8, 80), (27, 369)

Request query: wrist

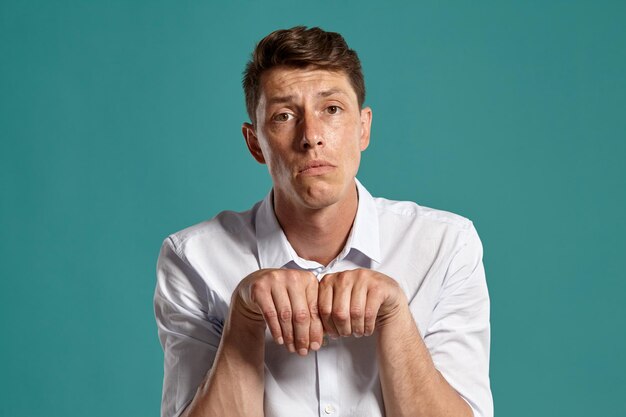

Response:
(376, 297), (410, 329)
(226, 294), (267, 338)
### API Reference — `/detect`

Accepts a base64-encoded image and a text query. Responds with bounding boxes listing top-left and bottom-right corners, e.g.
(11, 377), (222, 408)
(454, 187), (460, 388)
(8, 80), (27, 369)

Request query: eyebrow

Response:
(318, 88), (348, 98)
(265, 89), (349, 107)
(266, 95), (294, 106)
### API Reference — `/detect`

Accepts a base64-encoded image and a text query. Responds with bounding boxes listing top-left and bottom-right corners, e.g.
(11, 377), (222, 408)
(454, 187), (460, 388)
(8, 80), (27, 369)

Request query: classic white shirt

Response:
(154, 179), (493, 417)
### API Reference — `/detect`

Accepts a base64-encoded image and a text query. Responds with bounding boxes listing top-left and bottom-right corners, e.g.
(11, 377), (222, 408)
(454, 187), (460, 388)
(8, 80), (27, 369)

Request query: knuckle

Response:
(336, 273), (353, 287)
(318, 305), (332, 318)
(279, 309), (292, 322)
(249, 280), (267, 296)
(368, 285), (382, 299)
(350, 306), (363, 319)
(293, 309), (310, 324)
(364, 307), (377, 321)
(319, 277), (331, 288)
(332, 310), (349, 323)
(286, 270), (303, 283)
(264, 270), (280, 281)
(296, 336), (308, 346)
(263, 308), (279, 320)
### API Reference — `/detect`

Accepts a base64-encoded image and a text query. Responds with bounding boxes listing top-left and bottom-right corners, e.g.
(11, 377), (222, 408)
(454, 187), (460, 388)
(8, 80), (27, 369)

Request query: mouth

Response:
(298, 159), (336, 176)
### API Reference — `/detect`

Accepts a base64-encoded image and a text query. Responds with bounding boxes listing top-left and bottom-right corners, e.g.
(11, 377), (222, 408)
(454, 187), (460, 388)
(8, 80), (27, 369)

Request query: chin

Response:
(297, 180), (345, 209)
(300, 195), (340, 210)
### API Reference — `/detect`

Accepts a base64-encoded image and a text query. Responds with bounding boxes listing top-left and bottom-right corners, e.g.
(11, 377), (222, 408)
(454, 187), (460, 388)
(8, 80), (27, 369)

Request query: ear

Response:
(359, 107), (372, 151)
(242, 122), (266, 164)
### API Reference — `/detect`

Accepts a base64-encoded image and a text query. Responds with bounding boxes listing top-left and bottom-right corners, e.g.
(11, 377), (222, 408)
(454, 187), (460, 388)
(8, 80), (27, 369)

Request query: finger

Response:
(331, 272), (353, 337)
(306, 275), (323, 351)
(251, 281), (283, 344)
(364, 285), (383, 336)
(287, 277), (312, 356)
(271, 285), (295, 353)
(350, 277), (368, 337)
(318, 274), (338, 339)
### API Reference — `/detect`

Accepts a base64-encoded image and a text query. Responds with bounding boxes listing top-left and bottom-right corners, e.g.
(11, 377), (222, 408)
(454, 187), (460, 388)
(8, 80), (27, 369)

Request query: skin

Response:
(181, 66), (473, 417)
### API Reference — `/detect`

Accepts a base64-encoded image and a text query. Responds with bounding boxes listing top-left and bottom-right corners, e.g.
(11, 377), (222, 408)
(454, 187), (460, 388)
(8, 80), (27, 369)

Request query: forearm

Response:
(376, 306), (473, 417)
(182, 309), (266, 417)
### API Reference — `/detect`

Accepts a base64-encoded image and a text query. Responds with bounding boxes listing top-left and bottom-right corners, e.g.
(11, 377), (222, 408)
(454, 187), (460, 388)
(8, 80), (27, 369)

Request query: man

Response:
(155, 26), (492, 417)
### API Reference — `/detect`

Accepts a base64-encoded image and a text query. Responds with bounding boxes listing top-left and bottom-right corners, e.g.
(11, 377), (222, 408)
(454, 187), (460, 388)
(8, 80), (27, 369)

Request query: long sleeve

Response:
(154, 237), (227, 417)
(421, 224), (493, 417)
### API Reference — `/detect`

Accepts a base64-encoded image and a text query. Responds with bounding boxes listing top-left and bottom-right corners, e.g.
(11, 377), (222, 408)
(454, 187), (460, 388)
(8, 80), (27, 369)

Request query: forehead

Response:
(258, 66), (358, 103)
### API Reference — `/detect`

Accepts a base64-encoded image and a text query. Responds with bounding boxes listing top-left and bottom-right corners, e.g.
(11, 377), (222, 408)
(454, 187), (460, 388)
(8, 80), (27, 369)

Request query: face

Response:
(242, 66), (372, 212)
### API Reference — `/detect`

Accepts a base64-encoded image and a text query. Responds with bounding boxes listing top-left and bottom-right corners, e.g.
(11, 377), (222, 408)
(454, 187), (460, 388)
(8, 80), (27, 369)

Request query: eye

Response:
(272, 112), (294, 122)
(326, 105), (341, 115)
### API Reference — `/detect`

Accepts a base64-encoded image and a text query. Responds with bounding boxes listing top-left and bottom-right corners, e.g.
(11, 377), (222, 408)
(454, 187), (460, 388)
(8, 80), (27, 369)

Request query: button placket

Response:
(316, 336), (340, 417)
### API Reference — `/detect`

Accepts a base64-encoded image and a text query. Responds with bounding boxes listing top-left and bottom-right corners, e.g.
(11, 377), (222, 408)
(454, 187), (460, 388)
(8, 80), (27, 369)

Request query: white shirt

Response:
(154, 179), (493, 417)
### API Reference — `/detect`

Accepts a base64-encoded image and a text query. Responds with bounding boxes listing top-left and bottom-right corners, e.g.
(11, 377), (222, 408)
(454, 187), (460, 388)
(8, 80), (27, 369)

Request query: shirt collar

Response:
(255, 178), (381, 269)
(345, 178), (382, 264)
(255, 190), (294, 269)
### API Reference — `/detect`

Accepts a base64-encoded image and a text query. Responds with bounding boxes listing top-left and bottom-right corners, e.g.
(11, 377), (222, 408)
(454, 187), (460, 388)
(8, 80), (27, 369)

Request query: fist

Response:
(318, 269), (404, 339)
(233, 268), (323, 356)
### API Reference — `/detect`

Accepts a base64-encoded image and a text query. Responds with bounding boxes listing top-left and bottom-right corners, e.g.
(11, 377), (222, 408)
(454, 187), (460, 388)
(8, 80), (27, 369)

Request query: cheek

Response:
(264, 147), (293, 179)
(343, 126), (364, 154)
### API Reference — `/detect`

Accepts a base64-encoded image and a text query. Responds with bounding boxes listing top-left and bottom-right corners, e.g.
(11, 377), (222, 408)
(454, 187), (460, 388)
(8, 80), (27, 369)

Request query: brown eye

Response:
(327, 106), (339, 114)
(273, 113), (293, 122)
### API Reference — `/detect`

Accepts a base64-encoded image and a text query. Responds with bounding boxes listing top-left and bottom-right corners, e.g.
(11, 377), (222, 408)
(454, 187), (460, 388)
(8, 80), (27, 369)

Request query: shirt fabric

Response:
(154, 179), (493, 417)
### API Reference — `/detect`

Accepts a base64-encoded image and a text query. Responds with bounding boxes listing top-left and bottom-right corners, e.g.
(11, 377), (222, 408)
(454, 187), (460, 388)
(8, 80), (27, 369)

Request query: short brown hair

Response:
(243, 26), (366, 124)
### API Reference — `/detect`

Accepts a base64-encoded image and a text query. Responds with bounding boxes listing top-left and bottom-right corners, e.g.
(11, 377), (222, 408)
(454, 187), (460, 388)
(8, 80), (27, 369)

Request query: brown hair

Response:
(243, 26), (366, 124)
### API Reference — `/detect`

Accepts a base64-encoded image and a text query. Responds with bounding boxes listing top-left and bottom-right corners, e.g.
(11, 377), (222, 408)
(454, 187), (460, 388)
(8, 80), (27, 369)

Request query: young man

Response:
(155, 26), (492, 417)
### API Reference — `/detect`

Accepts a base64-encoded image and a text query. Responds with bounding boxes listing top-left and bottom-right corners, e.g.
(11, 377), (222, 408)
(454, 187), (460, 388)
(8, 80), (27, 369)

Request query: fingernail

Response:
(287, 343), (295, 353)
(353, 332), (362, 338)
(277, 337), (284, 345)
(310, 342), (321, 351)
(298, 348), (308, 356)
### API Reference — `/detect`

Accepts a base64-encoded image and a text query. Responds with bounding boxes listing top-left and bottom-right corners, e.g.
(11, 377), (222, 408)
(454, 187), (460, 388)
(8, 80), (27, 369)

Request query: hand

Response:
(317, 269), (406, 339)
(233, 268), (323, 356)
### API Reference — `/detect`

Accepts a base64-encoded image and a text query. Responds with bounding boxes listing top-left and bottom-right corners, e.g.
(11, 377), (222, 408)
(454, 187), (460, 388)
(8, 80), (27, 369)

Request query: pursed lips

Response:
(298, 159), (336, 176)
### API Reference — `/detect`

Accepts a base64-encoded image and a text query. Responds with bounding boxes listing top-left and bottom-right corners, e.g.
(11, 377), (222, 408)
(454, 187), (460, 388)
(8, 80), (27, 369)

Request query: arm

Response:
(180, 303), (266, 417)
(376, 223), (491, 417)
(376, 304), (473, 417)
(319, 259), (487, 417)
(418, 225), (492, 417)
(156, 235), (322, 417)
(181, 268), (323, 416)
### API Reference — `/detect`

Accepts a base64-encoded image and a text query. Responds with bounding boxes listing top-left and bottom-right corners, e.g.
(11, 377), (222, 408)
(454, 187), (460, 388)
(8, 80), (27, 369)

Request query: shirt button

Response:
(324, 405), (335, 414)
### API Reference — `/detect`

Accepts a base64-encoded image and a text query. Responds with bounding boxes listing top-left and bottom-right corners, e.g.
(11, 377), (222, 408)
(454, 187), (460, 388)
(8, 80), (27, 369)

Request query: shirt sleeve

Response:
(422, 224), (493, 417)
(154, 237), (226, 417)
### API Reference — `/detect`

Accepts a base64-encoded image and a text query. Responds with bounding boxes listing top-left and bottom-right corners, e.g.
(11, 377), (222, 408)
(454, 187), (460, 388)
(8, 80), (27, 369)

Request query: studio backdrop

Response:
(1, 2), (625, 416)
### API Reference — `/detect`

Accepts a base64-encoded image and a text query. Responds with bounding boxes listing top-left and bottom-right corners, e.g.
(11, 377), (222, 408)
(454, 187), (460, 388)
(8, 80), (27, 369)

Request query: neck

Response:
(274, 183), (358, 266)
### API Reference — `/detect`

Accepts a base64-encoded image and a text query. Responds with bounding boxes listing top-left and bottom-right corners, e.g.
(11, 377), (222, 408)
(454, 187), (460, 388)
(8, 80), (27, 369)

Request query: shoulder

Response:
(374, 196), (475, 233)
(371, 195), (483, 265)
(164, 202), (261, 260)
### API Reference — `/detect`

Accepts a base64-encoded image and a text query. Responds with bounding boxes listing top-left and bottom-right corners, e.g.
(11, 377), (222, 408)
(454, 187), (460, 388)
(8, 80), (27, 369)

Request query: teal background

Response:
(1, 1), (625, 416)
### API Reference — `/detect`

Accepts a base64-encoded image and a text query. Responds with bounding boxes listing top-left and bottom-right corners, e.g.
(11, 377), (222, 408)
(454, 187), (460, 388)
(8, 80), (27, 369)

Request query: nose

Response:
(299, 112), (324, 150)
